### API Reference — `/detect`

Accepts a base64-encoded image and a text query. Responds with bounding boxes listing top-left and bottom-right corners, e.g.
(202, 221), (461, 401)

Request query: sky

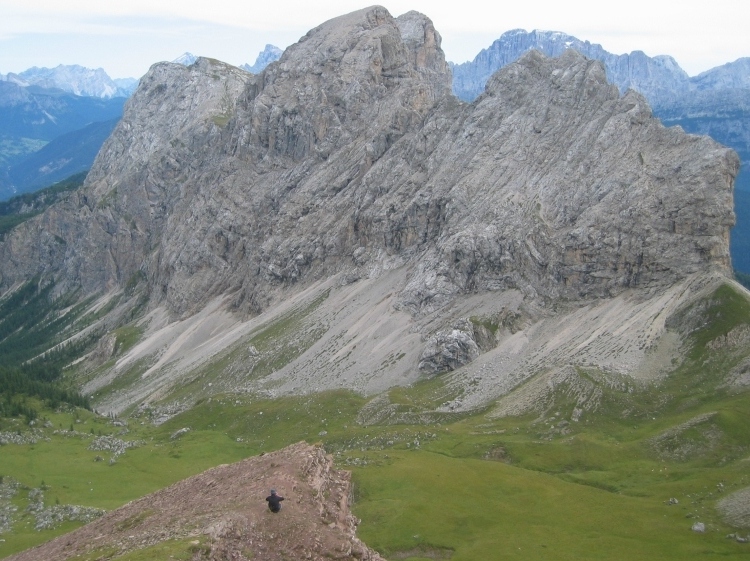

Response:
(1, 0), (748, 80)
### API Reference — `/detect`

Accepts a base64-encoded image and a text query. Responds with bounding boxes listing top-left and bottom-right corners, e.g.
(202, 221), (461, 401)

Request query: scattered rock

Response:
(169, 428), (191, 440)
(692, 522), (706, 533)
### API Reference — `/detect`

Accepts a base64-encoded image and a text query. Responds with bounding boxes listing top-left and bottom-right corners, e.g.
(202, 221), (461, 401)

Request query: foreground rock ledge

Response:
(8, 442), (383, 561)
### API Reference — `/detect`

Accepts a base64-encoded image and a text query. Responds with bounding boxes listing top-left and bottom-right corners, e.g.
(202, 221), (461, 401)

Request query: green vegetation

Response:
(3, 284), (750, 559)
(0, 137), (47, 168)
(114, 538), (210, 561)
(735, 271), (750, 291)
(211, 114), (231, 128)
(0, 277), (94, 421)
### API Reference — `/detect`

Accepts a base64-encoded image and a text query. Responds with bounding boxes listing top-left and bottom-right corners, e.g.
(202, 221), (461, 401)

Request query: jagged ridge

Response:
(0, 6), (740, 415)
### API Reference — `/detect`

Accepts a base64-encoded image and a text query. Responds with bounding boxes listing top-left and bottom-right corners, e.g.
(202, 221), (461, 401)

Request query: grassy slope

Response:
(3, 284), (750, 559)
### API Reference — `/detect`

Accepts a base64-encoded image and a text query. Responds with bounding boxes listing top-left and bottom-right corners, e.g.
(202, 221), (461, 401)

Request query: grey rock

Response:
(692, 522), (706, 532)
(170, 428), (191, 440)
(717, 485), (750, 528)
(0, 8), (739, 409)
(419, 319), (481, 374)
(448, 31), (750, 273)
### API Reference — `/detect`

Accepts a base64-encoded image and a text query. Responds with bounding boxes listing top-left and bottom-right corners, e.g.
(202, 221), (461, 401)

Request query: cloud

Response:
(0, 0), (748, 78)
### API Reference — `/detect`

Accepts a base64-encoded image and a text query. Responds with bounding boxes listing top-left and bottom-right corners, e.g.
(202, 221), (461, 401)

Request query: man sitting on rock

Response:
(266, 489), (284, 513)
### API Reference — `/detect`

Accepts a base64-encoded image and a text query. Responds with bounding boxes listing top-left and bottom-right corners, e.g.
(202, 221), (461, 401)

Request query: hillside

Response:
(0, 7), (749, 560)
(6, 442), (382, 561)
(5, 120), (118, 196)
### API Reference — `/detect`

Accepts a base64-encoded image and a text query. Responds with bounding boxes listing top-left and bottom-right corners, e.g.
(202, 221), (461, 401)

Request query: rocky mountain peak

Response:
(0, 9), (737, 320)
(241, 44), (283, 74)
(270, 6), (451, 114)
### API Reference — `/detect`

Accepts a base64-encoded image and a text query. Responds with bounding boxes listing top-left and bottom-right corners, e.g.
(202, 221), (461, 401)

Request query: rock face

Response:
(0, 7), (736, 316)
(419, 318), (489, 374)
(6, 442), (383, 561)
(0, 7), (740, 413)
(449, 30), (750, 272)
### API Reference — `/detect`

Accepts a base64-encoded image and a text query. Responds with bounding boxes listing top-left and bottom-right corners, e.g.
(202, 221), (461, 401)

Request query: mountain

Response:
(1, 119), (119, 199)
(451, 29), (690, 104)
(240, 44), (283, 73)
(691, 57), (750, 90)
(1, 64), (135, 99)
(449, 29), (750, 273)
(0, 7), (738, 418)
(171, 52), (199, 66)
(113, 77), (139, 96)
(2, 9), (750, 560)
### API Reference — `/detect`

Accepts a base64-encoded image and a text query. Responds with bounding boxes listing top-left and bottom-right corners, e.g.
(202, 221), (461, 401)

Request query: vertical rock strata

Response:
(0, 7), (738, 320)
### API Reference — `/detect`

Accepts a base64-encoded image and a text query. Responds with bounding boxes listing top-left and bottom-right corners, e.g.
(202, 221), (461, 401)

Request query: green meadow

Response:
(2, 383), (750, 560)
(2, 283), (750, 559)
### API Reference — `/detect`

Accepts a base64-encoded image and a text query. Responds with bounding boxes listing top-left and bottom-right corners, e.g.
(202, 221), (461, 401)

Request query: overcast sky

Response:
(2, 0), (748, 79)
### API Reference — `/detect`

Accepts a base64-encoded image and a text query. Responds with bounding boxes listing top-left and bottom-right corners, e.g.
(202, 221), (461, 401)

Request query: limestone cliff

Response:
(0, 7), (736, 315)
(0, 7), (740, 414)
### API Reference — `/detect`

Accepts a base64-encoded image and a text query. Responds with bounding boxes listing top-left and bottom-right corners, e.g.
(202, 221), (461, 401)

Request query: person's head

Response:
(270, 489), (277, 495)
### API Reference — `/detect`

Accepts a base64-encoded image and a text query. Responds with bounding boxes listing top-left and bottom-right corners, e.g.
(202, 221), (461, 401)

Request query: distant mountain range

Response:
(172, 45), (283, 74)
(0, 81), (125, 199)
(0, 64), (137, 99)
(240, 45), (284, 74)
(452, 29), (689, 105)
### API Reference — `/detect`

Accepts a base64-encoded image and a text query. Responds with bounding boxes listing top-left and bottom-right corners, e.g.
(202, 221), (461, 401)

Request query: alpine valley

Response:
(2, 7), (750, 561)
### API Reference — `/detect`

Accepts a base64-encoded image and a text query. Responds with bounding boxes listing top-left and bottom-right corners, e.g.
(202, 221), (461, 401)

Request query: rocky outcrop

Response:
(418, 318), (497, 374)
(0, 7), (736, 319)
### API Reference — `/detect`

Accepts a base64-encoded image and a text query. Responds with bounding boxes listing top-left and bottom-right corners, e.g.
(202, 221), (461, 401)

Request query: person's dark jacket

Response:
(266, 492), (284, 512)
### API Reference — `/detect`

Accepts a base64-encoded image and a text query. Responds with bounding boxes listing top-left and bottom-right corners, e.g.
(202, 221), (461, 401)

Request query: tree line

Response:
(0, 276), (92, 422)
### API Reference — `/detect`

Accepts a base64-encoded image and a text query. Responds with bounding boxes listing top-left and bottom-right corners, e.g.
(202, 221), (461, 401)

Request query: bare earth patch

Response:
(6, 442), (383, 561)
